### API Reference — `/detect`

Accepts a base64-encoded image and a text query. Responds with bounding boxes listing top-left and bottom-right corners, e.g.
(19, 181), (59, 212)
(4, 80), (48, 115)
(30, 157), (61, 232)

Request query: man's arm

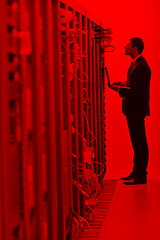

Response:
(108, 81), (129, 92)
(119, 65), (150, 97)
(104, 67), (127, 92)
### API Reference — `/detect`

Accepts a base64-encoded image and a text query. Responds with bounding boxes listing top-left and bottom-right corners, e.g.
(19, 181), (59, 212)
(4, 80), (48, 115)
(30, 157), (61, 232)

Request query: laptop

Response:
(104, 67), (131, 91)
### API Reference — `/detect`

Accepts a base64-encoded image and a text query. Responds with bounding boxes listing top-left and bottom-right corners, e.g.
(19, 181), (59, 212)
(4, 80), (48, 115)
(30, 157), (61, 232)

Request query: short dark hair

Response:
(130, 37), (144, 54)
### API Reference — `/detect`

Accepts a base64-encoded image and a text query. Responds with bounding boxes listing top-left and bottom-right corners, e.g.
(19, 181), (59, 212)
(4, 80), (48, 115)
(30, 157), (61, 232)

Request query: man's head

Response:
(125, 37), (144, 58)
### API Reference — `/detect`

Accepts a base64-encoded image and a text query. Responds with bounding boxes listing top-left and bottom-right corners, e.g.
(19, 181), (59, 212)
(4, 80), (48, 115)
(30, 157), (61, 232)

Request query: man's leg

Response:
(127, 116), (149, 179)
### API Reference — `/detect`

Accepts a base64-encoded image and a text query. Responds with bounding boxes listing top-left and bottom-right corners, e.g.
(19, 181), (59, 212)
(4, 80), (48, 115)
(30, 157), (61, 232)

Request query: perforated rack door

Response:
(0, 1), (11, 239)
(0, 0), (107, 239)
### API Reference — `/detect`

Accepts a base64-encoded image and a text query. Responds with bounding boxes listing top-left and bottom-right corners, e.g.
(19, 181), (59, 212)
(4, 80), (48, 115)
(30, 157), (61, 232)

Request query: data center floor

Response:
(99, 170), (160, 240)
(79, 170), (160, 240)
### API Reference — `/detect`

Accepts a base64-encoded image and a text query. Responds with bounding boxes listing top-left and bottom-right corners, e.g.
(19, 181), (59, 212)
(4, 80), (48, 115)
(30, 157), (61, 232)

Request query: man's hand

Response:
(112, 81), (127, 87)
(112, 81), (121, 86)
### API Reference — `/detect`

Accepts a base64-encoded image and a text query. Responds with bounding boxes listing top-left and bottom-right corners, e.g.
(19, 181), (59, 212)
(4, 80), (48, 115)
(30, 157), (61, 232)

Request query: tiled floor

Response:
(79, 179), (117, 240)
(99, 171), (160, 240)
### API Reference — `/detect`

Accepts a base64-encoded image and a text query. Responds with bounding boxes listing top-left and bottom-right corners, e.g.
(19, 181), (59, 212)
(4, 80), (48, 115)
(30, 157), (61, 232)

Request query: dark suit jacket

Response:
(119, 55), (151, 118)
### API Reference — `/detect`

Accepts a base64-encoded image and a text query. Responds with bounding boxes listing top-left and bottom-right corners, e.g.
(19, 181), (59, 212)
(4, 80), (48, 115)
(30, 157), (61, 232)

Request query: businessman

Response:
(106, 38), (151, 184)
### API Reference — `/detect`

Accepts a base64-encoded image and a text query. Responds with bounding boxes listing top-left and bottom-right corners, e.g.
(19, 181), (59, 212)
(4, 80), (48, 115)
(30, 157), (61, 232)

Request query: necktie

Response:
(127, 62), (133, 84)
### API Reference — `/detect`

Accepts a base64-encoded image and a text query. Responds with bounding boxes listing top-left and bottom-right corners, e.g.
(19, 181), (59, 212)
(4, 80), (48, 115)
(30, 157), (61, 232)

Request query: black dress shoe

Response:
(123, 177), (147, 185)
(120, 171), (134, 181)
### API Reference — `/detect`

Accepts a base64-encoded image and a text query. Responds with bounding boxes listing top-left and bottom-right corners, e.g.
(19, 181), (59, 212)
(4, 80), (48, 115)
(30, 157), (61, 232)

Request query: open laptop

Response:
(104, 67), (131, 91)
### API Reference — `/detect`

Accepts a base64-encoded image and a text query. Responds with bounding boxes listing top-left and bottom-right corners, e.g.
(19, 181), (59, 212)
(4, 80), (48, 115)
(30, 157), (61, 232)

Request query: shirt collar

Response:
(132, 54), (142, 64)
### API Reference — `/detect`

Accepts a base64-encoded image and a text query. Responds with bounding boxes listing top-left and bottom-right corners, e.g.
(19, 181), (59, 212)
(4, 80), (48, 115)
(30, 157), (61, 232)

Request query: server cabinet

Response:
(0, 0), (109, 239)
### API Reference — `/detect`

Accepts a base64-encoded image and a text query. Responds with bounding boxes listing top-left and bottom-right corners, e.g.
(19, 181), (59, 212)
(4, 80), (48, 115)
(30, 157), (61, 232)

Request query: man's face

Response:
(125, 41), (134, 56)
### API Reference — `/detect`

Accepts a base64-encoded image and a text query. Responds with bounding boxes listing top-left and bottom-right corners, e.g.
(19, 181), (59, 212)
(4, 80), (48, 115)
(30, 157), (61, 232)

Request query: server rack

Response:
(0, 0), (109, 239)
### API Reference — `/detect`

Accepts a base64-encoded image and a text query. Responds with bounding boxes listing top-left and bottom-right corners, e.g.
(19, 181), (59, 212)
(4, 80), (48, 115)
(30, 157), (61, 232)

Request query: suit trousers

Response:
(126, 116), (149, 178)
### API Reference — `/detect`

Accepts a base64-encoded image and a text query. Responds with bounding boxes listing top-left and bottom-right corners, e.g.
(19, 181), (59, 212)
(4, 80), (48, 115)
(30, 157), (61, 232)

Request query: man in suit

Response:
(107, 38), (151, 184)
